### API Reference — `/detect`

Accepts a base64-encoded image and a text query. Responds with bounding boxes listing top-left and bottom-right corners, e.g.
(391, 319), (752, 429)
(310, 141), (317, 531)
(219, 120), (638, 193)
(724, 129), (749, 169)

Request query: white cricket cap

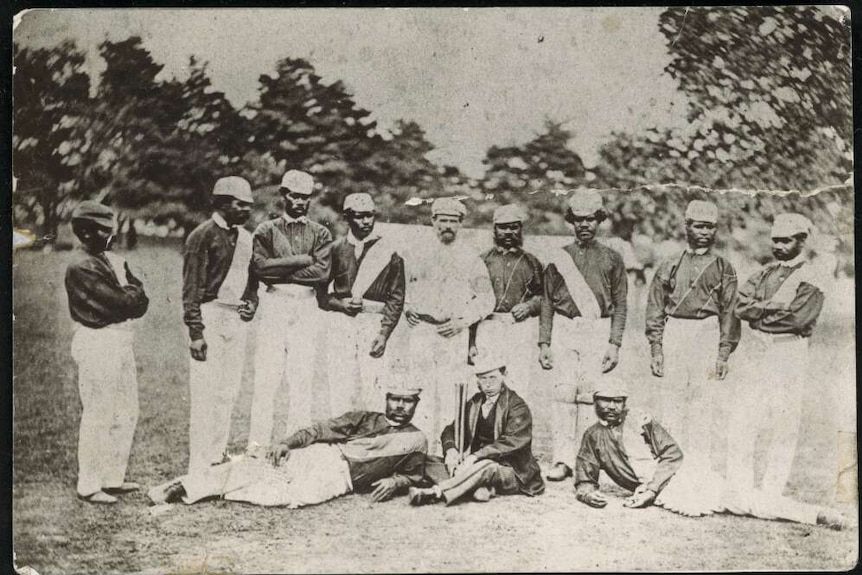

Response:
(493, 204), (527, 225)
(771, 213), (813, 238)
(280, 170), (315, 195)
(212, 176), (253, 203)
(684, 200), (718, 224)
(343, 192), (375, 213)
(431, 197), (467, 218)
(567, 189), (605, 217)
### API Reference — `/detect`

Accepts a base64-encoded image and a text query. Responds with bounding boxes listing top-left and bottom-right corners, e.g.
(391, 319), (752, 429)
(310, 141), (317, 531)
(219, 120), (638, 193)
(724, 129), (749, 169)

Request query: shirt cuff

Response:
(650, 342), (663, 357)
(717, 345), (733, 363)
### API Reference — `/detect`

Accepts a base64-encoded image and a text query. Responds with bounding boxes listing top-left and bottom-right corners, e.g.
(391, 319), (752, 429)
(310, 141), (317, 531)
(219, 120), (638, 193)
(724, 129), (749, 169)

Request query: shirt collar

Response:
(282, 213), (309, 224)
(385, 417), (404, 428)
(686, 246), (711, 256)
(481, 393), (501, 413)
(212, 212), (231, 230)
(346, 230), (380, 247)
(778, 253), (807, 268)
(494, 245), (522, 255)
(576, 238), (596, 249)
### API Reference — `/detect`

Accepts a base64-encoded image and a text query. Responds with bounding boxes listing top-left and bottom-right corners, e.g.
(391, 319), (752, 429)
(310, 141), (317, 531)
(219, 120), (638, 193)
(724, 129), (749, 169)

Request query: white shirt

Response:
(346, 230), (381, 260)
(405, 239), (494, 325)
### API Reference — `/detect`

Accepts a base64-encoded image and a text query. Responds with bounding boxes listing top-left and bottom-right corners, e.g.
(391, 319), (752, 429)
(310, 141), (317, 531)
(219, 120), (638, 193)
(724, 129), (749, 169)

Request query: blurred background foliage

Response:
(12, 6), (853, 274)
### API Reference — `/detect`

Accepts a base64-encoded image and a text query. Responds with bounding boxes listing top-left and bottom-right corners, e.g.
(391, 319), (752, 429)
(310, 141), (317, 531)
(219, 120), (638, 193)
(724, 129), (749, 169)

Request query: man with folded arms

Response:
(65, 201), (149, 504)
(727, 213), (825, 498)
(243, 169), (332, 453)
(317, 192), (405, 414)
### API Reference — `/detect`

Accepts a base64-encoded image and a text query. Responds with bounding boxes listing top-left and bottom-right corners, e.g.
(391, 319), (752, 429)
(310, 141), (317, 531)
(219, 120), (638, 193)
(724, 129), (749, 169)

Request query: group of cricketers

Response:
(64, 168), (849, 530)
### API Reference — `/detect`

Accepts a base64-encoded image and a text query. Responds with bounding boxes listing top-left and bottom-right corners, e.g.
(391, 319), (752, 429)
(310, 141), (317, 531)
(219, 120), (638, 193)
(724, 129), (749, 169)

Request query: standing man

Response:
(243, 169), (332, 453)
(468, 204), (544, 399)
(727, 213), (825, 497)
(539, 190), (628, 482)
(65, 201), (149, 504)
(318, 192), (405, 414)
(403, 197), (495, 454)
(408, 353), (544, 506)
(644, 200), (740, 467)
(182, 176), (256, 473)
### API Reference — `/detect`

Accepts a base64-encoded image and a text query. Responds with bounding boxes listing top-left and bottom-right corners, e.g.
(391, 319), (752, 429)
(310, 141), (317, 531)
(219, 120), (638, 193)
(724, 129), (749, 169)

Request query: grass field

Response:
(12, 233), (858, 574)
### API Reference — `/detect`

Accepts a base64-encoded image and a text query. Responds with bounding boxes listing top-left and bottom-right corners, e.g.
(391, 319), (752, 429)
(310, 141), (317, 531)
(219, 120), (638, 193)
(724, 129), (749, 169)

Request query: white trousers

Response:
(659, 316), (721, 468)
(188, 302), (249, 473)
(474, 315), (538, 400)
(550, 317), (610, 468)
(324, 311), (386, 416)
(726, 330), (809, 497)
(407, 323), (471, 455)
(248, 287), (320, 448)
(71, 324), (139, 496)
(656, 463), (820, 524)
(158, 443), (352, 508)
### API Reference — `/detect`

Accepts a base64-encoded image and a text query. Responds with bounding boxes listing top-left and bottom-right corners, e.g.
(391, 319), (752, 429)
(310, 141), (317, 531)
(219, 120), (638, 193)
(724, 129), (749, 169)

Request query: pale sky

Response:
(15, 7), (691, 177)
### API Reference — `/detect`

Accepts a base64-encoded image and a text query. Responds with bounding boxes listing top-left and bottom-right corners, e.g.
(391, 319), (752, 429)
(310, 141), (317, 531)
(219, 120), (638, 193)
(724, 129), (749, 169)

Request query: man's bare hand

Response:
(580, 490), (608, 509)
(190, 338), (207, 361)
(715, 358), (729, 380)
(650, 354), (664, 378)
(369, 335), (387, 358)
(437, 319), (466, 338)
(510, 303), (531, 322)
(454, 454), (477, 476)
(624, 486), (656, 508)
(538, 344), (553, 370)
(602, 344), (620, 373)
(370, 477), (398, 502)
(267, 443), (291, 467)
(331, 298), (362, 316)
(404, 308), (421, 327)
(238, 301), (257, 322)
(444, 449), (462, 477)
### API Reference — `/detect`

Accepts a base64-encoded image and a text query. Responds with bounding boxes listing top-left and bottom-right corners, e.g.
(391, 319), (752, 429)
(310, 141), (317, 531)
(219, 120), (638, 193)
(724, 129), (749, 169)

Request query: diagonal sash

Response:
(351, 236), (397, 299)
(548, 248), (601, 320)
(216, 228), (253, 306)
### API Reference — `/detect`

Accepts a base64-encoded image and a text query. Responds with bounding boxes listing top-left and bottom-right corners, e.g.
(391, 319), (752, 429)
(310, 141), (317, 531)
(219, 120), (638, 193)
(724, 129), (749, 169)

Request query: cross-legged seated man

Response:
(408, 352), (544, 506)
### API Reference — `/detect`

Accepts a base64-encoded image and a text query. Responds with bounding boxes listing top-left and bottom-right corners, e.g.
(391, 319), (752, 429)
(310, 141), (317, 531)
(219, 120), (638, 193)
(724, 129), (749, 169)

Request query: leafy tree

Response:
(12, 41), (90, 240)
(244, 57), (379, 210)
(478, 120), (588, 232)
(594, 7), (851, 191)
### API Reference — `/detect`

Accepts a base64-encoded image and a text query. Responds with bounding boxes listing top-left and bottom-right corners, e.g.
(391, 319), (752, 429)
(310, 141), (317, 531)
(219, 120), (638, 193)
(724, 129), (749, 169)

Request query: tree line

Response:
(13, 6), (852, 268)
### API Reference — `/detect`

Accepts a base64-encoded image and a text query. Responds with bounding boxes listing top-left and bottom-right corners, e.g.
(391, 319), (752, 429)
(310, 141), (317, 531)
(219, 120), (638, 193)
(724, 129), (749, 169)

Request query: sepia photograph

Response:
(11, 6), (857, 573)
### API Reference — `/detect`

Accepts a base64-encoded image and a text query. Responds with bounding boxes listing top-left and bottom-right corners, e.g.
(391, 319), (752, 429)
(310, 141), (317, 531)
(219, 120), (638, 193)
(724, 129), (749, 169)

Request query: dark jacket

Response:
(441, 384), (544, 496)
(65, 253), (149, 328)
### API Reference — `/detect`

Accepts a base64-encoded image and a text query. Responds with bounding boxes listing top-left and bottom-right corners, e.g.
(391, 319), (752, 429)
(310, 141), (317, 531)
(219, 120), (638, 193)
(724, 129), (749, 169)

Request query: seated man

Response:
(149, 377), (426, 508)
(408, 353), (544, 506)
(574, 383), (849, 530)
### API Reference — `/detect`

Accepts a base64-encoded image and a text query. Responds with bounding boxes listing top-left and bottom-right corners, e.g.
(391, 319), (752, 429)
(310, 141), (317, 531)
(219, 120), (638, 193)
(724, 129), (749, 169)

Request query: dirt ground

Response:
(12, 241), (858, 574)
